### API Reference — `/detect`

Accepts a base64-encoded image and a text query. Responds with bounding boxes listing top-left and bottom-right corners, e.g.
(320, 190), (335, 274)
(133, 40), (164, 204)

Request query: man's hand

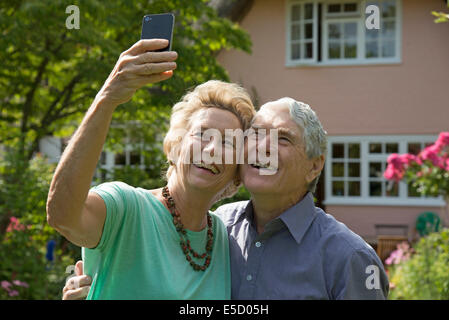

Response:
(97, 38), (178, 106)
(62, 261), (92, 300)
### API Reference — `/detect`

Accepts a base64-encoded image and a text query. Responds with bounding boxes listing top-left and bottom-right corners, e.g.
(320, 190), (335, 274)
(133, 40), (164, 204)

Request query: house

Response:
(214, 0), (449, 244)
(38, 0), (449, 247)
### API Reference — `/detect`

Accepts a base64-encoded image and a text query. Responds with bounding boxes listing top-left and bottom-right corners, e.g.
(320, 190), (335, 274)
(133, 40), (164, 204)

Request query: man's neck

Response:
(251, 191), (308, 234)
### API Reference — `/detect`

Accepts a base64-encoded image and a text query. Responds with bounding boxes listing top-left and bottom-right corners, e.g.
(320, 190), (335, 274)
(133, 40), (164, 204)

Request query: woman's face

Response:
(176, 107), (243, 195)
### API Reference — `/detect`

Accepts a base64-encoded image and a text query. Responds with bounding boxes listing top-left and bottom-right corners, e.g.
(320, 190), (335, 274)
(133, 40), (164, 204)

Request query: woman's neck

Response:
(166, 176), (215, 232)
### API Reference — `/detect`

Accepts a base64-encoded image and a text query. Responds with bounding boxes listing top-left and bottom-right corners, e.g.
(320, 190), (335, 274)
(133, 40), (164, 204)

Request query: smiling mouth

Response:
(250, 162), (277, 171)
(193, 162), (220, 174)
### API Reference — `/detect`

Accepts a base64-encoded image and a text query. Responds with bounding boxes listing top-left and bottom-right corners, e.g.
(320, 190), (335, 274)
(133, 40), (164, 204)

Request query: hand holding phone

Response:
(141, 13), (175, 52)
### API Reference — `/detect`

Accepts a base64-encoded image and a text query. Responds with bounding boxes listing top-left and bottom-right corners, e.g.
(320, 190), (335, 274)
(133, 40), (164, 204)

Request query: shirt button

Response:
(246, 274), (253, 281)
(255, 241), (262, 248)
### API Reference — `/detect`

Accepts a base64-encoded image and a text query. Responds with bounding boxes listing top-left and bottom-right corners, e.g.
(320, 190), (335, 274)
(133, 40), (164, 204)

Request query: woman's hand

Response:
(97, 38), (178, 106)
(62, 260), (92, 300)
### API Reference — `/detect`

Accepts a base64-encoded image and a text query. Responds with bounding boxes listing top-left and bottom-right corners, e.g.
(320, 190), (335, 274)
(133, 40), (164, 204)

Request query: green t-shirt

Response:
(81, 181), (231, 300)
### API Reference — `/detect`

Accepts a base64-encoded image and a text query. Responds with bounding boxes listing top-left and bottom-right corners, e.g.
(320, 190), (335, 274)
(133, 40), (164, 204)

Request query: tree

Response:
(0, 0), (251, 161)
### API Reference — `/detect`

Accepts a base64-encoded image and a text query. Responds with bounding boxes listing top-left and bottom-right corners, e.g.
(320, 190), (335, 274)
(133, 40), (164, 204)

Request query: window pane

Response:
(348, 163), (360, 177)
(344, 41), (357, 58)
(348, 181), (361, 196)
(369, 143), (382, 153)
(369, 162), (382, 178)
(386, 143), (398, 153)
(332, 181), (345, 196)
(115, 153), (126, 165)
(130, 151), (141, 165)
(291, 24), (300, 41)
(385, 181), (399, 197)
(305, 3), (313, 19)
(305, 23), (313, 39)
(100, 152), (107, 165)
(408, 184), (421, 197)
(382, 0), (396, 18)
(408, 143), (421, 155)
(348, 143), (360, 158)
(305, 42), (313, 58)
(328, 42), (341, 59)
(382, 40), (395, 58)
(291, 5), (301, 21)
(332, 143), (344, 158)
(292, 43), (301, 60)
(366, 28), (379, 40)
(328, 4), (341, 13)
(382, 21), (396, 39)
(344, 3), (358, 12)
(332, 162), (344, 177)
(366, 41), (379, 58)
(344, 23), (357, 39)
(328, 24), (341, 39)
(370, 181), (382, 196)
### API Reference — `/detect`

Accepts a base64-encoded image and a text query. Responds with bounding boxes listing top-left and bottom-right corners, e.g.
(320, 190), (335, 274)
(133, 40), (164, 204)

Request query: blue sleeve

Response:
(335, 248), (390, 300)
(89, 181), (137, 252)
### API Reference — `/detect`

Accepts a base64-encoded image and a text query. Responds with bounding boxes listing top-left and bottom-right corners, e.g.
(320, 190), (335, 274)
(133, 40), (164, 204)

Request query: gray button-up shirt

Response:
(215, 192), (389, 300)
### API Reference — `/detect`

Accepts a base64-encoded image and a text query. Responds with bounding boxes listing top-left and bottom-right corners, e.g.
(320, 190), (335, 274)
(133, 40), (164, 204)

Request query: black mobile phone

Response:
(140, 13), (175, 52)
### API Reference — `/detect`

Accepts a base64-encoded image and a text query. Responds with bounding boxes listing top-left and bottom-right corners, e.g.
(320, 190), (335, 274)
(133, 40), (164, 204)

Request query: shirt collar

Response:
(279, 192), (317, 244)
(233, 192), (317, 244)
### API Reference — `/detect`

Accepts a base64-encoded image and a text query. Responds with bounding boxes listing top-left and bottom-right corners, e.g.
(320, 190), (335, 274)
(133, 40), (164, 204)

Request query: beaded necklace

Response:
(161, 186), (213, 271)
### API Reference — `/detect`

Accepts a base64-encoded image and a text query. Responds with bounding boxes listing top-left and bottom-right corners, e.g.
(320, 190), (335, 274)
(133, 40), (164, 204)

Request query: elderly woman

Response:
(46, 39), (255, 299)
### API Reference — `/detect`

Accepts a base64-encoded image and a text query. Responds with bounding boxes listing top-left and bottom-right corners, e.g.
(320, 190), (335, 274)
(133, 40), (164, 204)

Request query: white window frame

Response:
(324, 135), (445, 206)
(285, 0), (402, 67)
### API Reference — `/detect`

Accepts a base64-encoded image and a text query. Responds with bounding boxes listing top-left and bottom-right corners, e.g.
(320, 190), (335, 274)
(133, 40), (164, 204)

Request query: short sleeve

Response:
(334, 248), (390, 300)
(89, 181), (137, 252)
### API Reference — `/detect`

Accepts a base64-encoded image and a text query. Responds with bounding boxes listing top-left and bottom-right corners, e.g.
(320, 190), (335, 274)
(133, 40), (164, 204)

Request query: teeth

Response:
(196, 163), (219, 174)
(252, 162), (270, 168)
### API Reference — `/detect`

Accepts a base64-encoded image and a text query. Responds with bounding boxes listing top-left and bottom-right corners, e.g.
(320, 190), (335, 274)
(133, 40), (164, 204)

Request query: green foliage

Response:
(0, 149), (80, 299)
(0, 0), (252, 159)
(388, 229), (449, 300)
(0, 0), (252, 299)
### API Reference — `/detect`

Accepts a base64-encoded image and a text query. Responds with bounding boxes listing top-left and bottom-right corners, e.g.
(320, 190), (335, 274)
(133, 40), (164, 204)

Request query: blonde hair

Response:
(163, 80), (256, 200)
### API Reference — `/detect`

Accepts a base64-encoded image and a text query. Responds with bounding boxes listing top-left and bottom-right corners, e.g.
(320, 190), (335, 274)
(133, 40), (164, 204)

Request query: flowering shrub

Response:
(0, 150), (80, 299)
(384, 132), (449, 198)
(387, 229), (449, 299)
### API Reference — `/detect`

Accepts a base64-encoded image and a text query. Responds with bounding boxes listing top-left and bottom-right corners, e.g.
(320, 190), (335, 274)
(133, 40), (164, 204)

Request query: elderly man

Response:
(216, 97), (389, 299)
(63, 97), (389, 300)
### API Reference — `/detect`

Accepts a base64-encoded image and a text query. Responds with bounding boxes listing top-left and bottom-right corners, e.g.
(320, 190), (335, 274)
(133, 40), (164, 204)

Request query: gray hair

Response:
(277, 97), (327, 193)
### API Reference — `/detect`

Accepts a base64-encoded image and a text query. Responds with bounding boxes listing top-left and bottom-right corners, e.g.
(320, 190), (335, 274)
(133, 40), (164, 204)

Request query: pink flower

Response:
(387, 153), (405, 170)
(12, 280), (29, 288)
(384, 165), (404, 181)
(399, 153), (418, 166)
(1, 281), (11, 290)
(419, 145), (445, 169)
(434, 132), (449, 151)
(6, 217), (26, 233)
(8, 290), (19, 297)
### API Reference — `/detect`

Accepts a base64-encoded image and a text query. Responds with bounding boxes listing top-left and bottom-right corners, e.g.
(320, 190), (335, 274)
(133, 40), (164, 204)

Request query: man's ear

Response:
(306, 154), (325, 183)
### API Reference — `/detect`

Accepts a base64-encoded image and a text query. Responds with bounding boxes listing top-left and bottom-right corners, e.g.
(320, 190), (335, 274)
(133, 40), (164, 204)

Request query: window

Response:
(286, 0), (401, 66)
(325, 136), (444, 206)
(93, 124), (148, 182)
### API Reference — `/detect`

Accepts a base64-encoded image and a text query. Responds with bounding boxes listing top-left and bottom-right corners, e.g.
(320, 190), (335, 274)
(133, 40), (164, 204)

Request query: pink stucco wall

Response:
(217, 0), (449, 240)
(217, 0), (449, 135)
(325, 204), (449, 243)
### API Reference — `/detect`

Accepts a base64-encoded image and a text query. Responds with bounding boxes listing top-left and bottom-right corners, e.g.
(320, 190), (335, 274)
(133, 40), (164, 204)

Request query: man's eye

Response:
(279, 137), (290, 143)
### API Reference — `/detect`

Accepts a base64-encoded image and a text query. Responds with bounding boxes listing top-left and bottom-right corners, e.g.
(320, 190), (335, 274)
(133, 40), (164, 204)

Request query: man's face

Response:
(241, 101), (318, 198)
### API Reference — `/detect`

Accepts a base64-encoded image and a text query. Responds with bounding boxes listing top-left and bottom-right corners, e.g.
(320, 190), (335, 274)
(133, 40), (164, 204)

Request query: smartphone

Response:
(140, 13), (175, 52)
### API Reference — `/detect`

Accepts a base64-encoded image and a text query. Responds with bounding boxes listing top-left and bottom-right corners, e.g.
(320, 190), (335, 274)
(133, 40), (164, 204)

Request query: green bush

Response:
(0, 150), (80, 300)
(388, 228), (449, 299)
